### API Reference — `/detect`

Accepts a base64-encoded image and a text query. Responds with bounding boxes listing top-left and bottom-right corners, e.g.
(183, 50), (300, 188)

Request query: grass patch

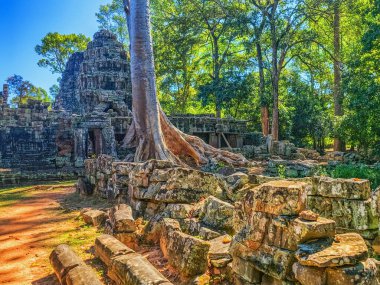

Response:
(329, 164), (380, 189)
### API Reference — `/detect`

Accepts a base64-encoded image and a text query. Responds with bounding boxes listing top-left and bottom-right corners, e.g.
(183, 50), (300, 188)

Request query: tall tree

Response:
(332, 0), (345, 151)
(191, 0), (244, 118)
(35, 33), (90, 75)
(122, 0), (247, 166)
(246, 0), (271, 136)
(265, 0), (318, 141)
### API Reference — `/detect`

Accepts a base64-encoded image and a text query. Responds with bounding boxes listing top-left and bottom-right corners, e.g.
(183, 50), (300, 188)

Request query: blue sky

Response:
(0, 0), (110, 94)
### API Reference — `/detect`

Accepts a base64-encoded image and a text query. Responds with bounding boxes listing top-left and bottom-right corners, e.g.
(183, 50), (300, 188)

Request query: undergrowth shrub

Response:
(330, 164), (380, 189)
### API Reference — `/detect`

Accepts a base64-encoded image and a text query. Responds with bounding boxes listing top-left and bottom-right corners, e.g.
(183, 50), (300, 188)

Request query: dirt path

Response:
(0, 184), (109, 285)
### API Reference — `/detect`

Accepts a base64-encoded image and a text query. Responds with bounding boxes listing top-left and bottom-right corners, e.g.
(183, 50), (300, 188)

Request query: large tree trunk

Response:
(123, 0), (247, 167)
(271, 36), (279, 141)
(256, 42), (269, 136)
(269, 0), (280, 141)
(333, 0), (344, 151)
(213, 35), (222, 119)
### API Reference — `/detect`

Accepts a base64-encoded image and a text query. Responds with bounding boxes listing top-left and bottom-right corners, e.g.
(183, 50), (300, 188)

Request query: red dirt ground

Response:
(0, 186), (74, 285)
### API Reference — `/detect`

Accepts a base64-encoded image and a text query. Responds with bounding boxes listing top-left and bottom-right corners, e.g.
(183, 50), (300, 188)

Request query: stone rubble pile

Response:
(231, 180), (379, 285)
(77, 156), (380, 284)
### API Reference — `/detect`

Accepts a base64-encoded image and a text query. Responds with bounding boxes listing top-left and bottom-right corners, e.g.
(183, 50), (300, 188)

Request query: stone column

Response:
(102, 127), (117, 157)
(74, 128), (87, 167)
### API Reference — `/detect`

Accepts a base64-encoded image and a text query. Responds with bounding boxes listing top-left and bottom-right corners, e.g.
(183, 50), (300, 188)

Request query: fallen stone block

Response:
(95, 234), (135, 266)
(199, 226), (221, 240)
(109, 253), (172, 285)
(159, 218), (210, 277)
(208, 234), (232, 261)
(81, 209), (106, 226)
(199, 196), (234, 233)
(63, 265), (103, 285)
(266, 216), (336, 251)
(311, 176), (371, 200)
(50, 244), (101, 285)
(109, 204), (136, 233)
(326, 258), (378, 285)
(296, 233), (368, 267)
(243, 180), (308, 217)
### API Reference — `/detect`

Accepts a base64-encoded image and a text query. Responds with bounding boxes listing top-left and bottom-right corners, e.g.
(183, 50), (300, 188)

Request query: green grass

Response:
(329, 164), (380, 190)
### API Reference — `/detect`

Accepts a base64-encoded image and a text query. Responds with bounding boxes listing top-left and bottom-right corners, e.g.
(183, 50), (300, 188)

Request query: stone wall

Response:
(308, 176), (380, 246)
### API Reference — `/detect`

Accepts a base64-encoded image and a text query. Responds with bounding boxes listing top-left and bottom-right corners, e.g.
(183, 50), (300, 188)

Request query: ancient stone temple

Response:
(0, 30), (260, 187)
(54, 30), (132, 115)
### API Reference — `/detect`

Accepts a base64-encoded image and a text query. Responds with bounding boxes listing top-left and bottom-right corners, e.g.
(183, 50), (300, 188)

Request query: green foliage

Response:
(341, 0), (380, 156)
(49, 84), (60, 99)
(330, 164), (380, 189)
(96, 0), (128, 45)
(277, 165), (286, 179)
(94, 0), (380, 155)
(35, 32), (90, 75)
(6, 75), (51, 107)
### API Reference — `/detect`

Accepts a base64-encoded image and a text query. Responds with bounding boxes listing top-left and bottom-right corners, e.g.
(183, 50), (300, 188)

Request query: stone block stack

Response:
(230, 180), (379, 284)
(308, 177), (380, 243)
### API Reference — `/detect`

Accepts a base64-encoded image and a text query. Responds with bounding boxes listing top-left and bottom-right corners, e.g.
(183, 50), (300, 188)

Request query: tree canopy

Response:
(6, 75), (51, 107)
(93, 0), (380, 156)
(35, 32), (90, 75)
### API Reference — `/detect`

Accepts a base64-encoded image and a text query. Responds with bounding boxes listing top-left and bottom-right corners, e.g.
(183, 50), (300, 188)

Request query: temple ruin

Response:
(0, 30), (263, 187)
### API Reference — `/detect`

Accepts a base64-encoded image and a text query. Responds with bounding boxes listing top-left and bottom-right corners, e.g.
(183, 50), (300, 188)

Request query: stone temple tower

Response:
(54, 30), (132, 116)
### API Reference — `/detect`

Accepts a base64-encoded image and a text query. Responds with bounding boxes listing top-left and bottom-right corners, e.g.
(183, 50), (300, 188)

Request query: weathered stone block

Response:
(208, 234), (232, 260)
(292, 262), (326, 285)
(266, 216), (336, 251)
(307, 196), (379, 230)
(199, 196), (234, 233)
(246, 244), (296, 280)
(50, 244), (101, 285)
(109, 204), (136, 233)
(81, 209), (106, 226)
(159, 218), (210, 277)
(326, 258), (378, 285)
(109, 253), (172, 285)
(296, 233), (368, 267)
(232, 257), (263, 284)
(63, 265), (102, 285)
(95, 234), (135, 266)
(244, 180), (308, 217)
(311, 176), (371, 199)
(50, 244), (84, 283)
